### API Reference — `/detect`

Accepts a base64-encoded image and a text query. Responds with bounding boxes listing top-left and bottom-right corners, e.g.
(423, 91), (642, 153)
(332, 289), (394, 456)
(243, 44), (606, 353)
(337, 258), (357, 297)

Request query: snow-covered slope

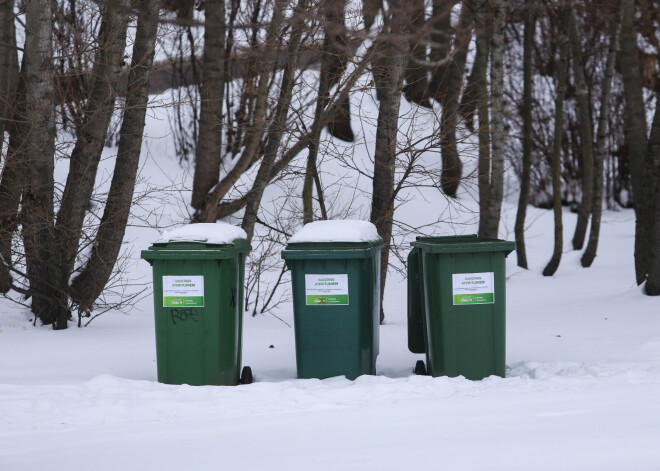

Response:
(1, 97), (659, 470)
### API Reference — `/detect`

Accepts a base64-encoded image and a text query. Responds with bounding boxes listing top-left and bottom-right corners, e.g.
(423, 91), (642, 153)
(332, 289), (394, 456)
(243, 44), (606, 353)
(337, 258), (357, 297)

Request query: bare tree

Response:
(581, 1), (623, 267)
(543, 7), (570, 277)
(568, 6), (595, 251)
(636, 89), (660, 295)
(242, 0), (309, 240)
(370, 1), (406, 323)
(70, 0), (162, 313)
(620, 0), (646, 214)
(482, 0), (507, 239)
(0, 0), (17, 150)
(16, 0), (59, 325)
(302, 0), (347, 224)
(0, 0), (19, 293)
(514, 0), (534, 269)
(55, 0), (132, 311)
(191, 0), (226, 210)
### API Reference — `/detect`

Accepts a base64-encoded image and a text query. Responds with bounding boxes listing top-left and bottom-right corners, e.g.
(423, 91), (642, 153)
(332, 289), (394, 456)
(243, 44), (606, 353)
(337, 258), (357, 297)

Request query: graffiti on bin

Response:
(169, 308), (200, 325)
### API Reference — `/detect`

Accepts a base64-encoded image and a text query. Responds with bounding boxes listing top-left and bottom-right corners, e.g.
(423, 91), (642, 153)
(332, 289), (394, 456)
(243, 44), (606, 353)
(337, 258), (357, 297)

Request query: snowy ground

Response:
(2, 205), (659, 470)
(1, 97), (660, 469)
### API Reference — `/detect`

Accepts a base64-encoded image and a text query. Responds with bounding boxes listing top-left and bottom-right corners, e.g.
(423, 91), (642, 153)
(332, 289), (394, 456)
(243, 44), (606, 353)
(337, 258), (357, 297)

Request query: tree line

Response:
(0, 0), (658, 329)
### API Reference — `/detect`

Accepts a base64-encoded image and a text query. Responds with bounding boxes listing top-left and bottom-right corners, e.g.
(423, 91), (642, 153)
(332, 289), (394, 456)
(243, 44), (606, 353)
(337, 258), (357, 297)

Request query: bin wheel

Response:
(414, 360), (427, 376)
(240, 366), (253, 385)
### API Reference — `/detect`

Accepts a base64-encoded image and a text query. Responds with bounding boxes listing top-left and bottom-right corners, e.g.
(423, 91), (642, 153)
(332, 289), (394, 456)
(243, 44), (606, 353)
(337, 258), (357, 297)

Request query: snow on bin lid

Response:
(288, 220), (381, 243)
(157, 222), (247, 244)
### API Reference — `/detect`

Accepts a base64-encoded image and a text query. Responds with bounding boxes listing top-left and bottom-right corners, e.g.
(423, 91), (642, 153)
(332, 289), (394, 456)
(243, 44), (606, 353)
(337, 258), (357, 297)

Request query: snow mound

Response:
(158, 223), (247, 244)
(288, 220), (381, 243)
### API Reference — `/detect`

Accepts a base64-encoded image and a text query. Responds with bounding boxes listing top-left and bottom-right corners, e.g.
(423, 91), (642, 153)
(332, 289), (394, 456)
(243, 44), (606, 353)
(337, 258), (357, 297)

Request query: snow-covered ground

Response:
(1, 100), (660, 470)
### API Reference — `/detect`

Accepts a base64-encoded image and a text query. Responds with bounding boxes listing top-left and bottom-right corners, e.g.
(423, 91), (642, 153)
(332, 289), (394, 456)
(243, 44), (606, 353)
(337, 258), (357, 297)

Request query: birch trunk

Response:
(483, 0), (506, 239)
(18, 0), (62, 326)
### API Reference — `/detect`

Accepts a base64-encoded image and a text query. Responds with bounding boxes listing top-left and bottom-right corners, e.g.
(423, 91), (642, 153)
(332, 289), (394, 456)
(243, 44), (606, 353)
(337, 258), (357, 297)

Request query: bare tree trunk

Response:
(482, 0), (506, 239)
(191, 0), (226, 210)
(476, 2), (492, 238)
(370, 5), (405, 324)
(69, 0), (161, 311)
(216, 51), (373, 222)
(568, 7), (595, 251)
(0, 0), (19, 292)
(0, 0), (20, 293)
(55, 0), (131, 284)
(620, 0), (646, 212)
(402, 0), (431, 108)
(303, 0), (347, 225)
(241, 3), (306, 240)
(17, 0), (63, 326)
(641, 91), (660, 295)
(429, 0), (454, 101)
(542, 9), (570, 277)
(622, 0), (652, 283)
(439, 1), (473, 198)
(194, 0), (284, 223)
(515, 0), (534, 269)
(0, 0), (18, 148)
(581, 1), (623, 267)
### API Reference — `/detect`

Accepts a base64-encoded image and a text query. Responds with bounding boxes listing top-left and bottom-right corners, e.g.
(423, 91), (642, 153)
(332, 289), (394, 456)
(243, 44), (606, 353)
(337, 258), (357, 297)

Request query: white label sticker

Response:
(163, 275), (205, 307)
(305, 274), (349, 306)
(452, 272), (495, 305)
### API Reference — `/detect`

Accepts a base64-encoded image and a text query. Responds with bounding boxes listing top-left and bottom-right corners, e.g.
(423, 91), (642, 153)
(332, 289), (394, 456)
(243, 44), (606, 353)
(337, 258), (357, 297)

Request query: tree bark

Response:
(303, 0), (346, 225)
(241, 2), (306, 240)
(581, 1), (623, 268)
(0, 0), (19, 292)
(429, 0), (454, 101)
(191, 0), (226, 210)
(402, 0), (431, 108)
(542, 9), (570, 277)
(476, 2), (492, 238)
(0, 0), (18, 149)
(55, 0), (131, 285)
(482, 0), (506, 239)
(0, 0), (21, 292)
(568, 7), (595, 251)
(439, 1), (473, 197)
(69, 0), (161, 311)
(514, 0), (534, 269)
(17, 0), (63, 326)
(194, 0), (284, 223)
(641, 91), (660, 295)
(370, 4), (405, 324)
(623, 0), (651, 283)
(620, 0), (646, 212)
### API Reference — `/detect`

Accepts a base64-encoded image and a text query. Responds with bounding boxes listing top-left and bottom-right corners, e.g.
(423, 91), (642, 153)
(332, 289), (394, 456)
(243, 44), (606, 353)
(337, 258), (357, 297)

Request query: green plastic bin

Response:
(282, 234), (383, 380)
(141, 227), (251, 386)
(408, 235), (515, 380)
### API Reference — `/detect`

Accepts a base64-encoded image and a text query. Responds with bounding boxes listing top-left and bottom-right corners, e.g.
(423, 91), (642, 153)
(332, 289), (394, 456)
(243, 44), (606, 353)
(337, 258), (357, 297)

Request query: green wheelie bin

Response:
(141, 223), (252, 386)
(408, 235), (515, 380)
(281, 220), (383, 380)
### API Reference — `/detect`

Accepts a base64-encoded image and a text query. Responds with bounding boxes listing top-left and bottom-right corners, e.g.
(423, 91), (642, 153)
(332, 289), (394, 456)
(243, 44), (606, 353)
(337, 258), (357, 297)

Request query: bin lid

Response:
(410, 234), (516, 255)
(141, 223), (251, 260)
(282, 220), (383, 259)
